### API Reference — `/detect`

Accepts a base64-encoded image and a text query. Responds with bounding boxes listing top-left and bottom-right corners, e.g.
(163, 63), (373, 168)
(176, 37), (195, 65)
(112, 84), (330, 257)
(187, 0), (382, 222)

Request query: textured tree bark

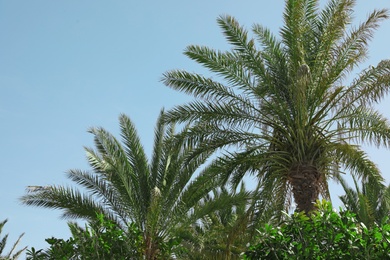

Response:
(289, 164), (322, 214)
(144, 234), (158, 260)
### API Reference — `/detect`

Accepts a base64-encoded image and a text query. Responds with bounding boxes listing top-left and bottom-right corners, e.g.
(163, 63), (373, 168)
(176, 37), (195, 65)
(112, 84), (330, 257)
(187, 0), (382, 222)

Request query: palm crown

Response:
(162, 0), (390, 213)
(20, 111), (224, 258)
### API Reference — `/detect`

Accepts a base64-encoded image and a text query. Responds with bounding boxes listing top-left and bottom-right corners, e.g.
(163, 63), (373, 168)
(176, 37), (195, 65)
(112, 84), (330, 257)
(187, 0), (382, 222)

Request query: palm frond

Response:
(282, 0), (315, 68)
(87, 126), (145, 223)
(343, 59), (390, 107)
(184, 46), (256, 91)
(0, 219), (27, 259)
(162, 70), (254, 106)
(252, 23), (288, 95)
(66, 169), (130, 226)
(311, 0), (354, 81)
(150, 109), (166, 188)
(340, 106), (390, 147)
(334, 142), (384, 184)
(328, 8), (389, 84)
(20, 186), (116, 222)
(217, 15), (267, 80)
(119, 114), (150, 204)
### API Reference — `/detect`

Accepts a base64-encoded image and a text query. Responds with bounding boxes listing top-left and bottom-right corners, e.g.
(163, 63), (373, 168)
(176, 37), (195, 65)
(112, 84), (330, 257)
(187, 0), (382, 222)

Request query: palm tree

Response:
(177, 184), (253, 260)
(338, 174), (390, 228)
(20, 110), (224, 259)
(0, 219), (26, 260)
(161, 0), (390, 214)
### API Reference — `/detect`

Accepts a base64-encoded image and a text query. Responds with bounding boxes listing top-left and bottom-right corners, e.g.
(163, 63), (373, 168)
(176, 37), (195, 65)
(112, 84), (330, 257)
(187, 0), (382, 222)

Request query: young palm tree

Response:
(20, 110), (223, 259)
(339, 174), (390, 228)
(162, 0), (390, 214)
(177, 184), (253, 260)
(0, 219), (26, 260)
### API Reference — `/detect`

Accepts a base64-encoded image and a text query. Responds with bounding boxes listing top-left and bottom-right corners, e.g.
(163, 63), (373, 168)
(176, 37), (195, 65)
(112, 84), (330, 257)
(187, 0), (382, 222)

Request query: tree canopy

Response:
(18, 0), (390, 258)
(162, 0), (390, 214)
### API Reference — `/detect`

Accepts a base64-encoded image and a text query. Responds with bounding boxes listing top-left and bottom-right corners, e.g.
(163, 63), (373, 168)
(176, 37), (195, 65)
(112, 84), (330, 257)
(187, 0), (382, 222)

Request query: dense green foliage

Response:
(26, 214), (142, 260)
(245, 201), (390, 259)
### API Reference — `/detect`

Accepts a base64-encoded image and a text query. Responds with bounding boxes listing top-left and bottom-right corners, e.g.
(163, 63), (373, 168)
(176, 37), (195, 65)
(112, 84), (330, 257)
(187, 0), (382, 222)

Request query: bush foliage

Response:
(244, 201), (390, 260)
(26, 214), (143, 260)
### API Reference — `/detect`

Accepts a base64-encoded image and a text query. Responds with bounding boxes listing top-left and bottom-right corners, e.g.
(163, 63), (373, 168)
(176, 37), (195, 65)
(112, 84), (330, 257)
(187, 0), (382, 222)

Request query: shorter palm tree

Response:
(0, 219), (26, 260)
(339, 174), (390, 227)
(176, 184), (254, 260)
(20, 110), (224, 259)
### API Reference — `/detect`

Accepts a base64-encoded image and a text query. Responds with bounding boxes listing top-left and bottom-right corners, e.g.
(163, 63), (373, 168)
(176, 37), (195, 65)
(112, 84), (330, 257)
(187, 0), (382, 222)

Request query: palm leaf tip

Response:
(25, 185), (52, 193)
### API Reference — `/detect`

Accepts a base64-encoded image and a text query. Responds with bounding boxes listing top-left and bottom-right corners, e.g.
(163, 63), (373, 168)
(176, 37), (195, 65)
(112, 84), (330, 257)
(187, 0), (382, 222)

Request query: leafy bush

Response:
(26, 214), (143, 260)
(244, 200), (390, 259)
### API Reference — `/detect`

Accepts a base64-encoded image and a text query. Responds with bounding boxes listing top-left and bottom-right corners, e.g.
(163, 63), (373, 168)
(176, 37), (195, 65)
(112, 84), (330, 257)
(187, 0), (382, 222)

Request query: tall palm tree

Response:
(0, 219), (26, 260)
(338, 174), (390, 228)
(20, 110), (224, 259)
(162, 0), (390, 214)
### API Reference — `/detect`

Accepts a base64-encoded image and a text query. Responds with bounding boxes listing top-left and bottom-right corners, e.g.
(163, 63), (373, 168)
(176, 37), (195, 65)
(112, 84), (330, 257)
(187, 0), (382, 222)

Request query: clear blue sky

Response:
(1, 0), (390, 255)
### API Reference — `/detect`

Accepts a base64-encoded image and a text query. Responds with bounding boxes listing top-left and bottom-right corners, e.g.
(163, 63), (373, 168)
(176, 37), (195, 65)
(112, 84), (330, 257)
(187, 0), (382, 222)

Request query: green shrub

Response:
(26, 214), (143, 260)
(244, 200), (390, 259)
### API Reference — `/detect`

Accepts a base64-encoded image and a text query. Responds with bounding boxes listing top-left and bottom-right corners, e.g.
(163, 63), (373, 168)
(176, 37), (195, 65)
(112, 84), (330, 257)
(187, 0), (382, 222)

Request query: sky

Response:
(1, 0), (390, 256)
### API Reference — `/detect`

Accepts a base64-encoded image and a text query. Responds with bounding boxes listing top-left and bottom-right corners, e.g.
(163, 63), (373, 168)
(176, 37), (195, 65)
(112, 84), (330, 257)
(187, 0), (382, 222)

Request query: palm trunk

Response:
(289, 164), (322, 214)
(144, 233), (157, 260)
(224, 243), (231, 260)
